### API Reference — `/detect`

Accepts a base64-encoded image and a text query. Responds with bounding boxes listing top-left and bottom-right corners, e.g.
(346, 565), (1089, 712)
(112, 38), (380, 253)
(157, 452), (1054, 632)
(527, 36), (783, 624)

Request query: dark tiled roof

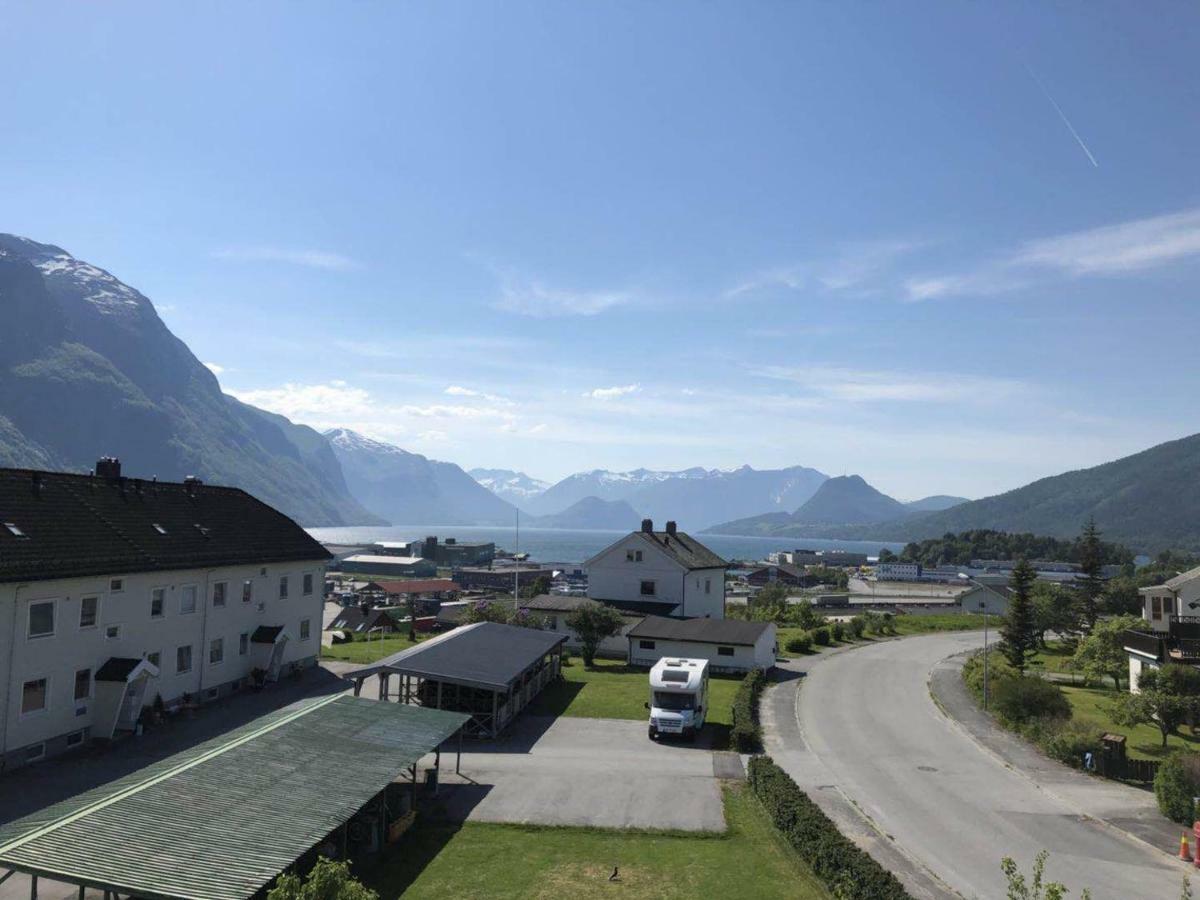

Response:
(626, 614), (772, 647)
(632, 531), (728, 571)
(749, 563), (807, 580)
(371, 579), (460, 595)
(521, 594), (644, 622)
(251, 625), (285, 644)
(95, 657), (144, 682)
(597, 597), (680, 616)
(0, 467), (330, 584)
(350, 621), (566, 691)
(328, 607), (404, 631)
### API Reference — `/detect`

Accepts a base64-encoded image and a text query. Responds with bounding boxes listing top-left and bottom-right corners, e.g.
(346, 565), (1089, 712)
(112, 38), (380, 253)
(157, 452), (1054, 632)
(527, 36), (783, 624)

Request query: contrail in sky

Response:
(1023, 62), (1099, 168)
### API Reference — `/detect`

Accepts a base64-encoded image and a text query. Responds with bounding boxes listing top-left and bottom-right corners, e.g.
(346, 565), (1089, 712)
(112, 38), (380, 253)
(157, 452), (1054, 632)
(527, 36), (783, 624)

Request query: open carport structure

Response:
(349, 622), (566, 738)
(0, 695), (467, 900)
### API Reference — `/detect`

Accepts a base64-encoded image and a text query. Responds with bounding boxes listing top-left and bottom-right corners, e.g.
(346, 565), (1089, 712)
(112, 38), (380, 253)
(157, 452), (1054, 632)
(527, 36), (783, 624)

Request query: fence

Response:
(1092, 750), (1160, 784)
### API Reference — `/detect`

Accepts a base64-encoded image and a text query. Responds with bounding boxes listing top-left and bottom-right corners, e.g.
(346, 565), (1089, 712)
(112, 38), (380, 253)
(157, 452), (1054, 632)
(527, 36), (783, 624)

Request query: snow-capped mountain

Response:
(469, 468), (550, 509)
(525, 464), (828, 531)
(326, 428), (518, 525)
(0, 233), (380, 526)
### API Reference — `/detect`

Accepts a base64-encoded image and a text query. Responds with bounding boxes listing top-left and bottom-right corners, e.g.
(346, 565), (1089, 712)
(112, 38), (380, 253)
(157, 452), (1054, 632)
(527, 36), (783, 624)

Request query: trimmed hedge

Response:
(748, 756), (913, 900)
(729, 667), (767, 752)
(812, 626), (831, 646)
(785, 634), (813, 654)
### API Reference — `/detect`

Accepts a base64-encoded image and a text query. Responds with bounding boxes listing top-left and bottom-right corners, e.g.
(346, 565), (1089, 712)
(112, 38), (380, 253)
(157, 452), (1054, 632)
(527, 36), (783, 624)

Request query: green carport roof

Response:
(0, 695), (467, 900)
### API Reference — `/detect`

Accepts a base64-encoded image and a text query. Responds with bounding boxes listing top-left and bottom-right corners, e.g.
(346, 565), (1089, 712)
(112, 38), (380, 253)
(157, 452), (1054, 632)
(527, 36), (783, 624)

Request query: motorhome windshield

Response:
(653, 691), (696, 710)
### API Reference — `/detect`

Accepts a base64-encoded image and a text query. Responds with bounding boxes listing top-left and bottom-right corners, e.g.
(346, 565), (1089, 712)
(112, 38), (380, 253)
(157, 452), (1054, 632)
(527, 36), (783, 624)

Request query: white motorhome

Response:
(646, 657), (709, 741)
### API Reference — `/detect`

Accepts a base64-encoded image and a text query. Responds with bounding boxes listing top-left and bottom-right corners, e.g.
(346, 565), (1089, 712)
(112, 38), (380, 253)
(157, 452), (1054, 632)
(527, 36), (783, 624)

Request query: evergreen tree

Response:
(1076, 518), (1105, 630)
(1001, 558), (1038, 673)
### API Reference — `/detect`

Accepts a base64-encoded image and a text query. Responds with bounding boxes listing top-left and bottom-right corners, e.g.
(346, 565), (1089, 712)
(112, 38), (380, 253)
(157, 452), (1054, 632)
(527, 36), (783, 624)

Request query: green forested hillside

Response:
(870, 433), (1200, 553)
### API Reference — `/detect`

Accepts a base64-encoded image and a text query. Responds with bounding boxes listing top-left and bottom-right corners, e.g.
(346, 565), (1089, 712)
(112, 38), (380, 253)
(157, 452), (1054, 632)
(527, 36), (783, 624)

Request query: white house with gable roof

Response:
(584, 519), (728, 619)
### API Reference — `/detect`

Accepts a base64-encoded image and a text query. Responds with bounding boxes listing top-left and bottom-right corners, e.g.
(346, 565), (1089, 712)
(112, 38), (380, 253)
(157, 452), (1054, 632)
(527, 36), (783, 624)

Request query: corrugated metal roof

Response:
(0, 695), (467, 900)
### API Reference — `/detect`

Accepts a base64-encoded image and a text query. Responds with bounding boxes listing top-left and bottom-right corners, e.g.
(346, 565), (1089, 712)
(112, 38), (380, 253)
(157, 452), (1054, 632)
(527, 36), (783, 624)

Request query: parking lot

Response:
(433, 714), (735, 832)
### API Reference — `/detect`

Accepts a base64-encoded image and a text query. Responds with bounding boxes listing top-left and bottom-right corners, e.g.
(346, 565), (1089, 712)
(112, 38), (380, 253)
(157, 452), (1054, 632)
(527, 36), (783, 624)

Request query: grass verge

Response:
(360, 784), (831, 899)
(321, 634), (422, 664)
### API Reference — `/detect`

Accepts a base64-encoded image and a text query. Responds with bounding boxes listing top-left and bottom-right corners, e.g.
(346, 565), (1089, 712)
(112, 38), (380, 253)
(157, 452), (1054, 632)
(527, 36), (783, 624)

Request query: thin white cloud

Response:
(727, 239), (927, 299)
(751, 365), (1024, 404)
(584, 384), (641, 400)
(399, 404), (513, 420)
(212, 246), (361, 271)
(444, 385), (513, 405)
(905, 207), (1200, 301)
(493, 272), (629, 318)
(203, 362), (225, 375)
(228, 381), (373, 420)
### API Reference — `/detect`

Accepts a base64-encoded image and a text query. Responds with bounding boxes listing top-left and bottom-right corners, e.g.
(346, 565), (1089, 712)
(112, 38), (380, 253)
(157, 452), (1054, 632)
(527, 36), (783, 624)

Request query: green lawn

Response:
(525, 658), (742, 728)
(321, 634), (422, 664)
(1059, 684), (1200, 760)
(893, 612), (986, 635)
(360, 784), (830, 900)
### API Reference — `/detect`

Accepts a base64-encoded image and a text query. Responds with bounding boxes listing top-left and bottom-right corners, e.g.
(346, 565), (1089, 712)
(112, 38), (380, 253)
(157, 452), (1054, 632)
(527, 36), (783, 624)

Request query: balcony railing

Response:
(1168, 639), (1200, 663)
(1170, 616), (1200, 640)
(1122, 629), (1164, 660)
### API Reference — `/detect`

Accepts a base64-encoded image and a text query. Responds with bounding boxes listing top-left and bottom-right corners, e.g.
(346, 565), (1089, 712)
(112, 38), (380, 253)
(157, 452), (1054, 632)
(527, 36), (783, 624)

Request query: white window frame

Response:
(79, 595), (100, 630)
(640, 580), (656, 597)
(150, 587), (167, 620)
(105, 624), (122, 640)
(303, 573), (314, 596)
(109, 578), (124, 593)
(20, 676), (50, 718)
(27, 600), (55, 640)
(279, 576), (289, 600)
(239, 632), (249, 656)
(176, 644), (193, 675)
(300, 618), (311, 641)
(180, 584), (198, 616)
(213, 581), (228, 608)
(242, 580), (253, 603)
(717, 646), (735, 657)
(209, 637), (224, 666)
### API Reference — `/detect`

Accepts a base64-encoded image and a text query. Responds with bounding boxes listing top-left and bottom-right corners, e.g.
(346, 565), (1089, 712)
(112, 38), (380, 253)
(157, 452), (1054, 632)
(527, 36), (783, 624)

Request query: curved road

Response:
(764, 632), (1186, 900)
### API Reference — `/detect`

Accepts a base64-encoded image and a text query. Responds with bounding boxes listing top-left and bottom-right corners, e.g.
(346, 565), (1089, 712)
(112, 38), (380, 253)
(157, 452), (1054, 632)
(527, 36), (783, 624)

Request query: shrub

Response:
(785, 634), (813, 654)
(812, 626), (831, 646)
(729, 668), (767, 752)
(1028, 718), (1100, 769)
(848, 616), (866, 639)
(748, 757), (912, 900)
(991, 676), (1070, 726)
(831, 621), (846, 642)
(1155, 752), (1200, 823)
(962, 650), (1018, 701)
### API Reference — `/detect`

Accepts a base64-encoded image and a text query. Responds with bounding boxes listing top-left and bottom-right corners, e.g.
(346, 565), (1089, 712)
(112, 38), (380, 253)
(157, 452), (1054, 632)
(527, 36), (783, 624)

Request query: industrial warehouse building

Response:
(0, 695), (468, 899)
(348, 622), (566, 737)
(626, 615), (777, 672)
(0, 461), (330, 770)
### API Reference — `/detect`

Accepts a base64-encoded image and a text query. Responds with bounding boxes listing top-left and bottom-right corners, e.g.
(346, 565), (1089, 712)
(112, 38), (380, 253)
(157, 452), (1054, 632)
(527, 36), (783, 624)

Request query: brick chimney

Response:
(665, 520), (677, 536)
(96, 457), (121, 480)
(641, 518), (653, 533)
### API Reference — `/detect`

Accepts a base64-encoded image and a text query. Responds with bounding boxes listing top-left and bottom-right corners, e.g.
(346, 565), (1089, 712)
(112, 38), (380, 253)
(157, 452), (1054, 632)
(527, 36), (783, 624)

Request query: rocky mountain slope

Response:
(707, 474), (908, 535)
(527, 496), (642, 530)
(326, 428), (518, 525)
(469, 468), (550, 510)
(0, 234), (379, 526)
(524, 464), (828, 530)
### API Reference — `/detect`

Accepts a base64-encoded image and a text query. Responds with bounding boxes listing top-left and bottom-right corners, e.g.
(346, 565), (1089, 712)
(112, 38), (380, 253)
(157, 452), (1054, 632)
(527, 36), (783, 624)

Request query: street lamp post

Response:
(958, 573), (1005, 711)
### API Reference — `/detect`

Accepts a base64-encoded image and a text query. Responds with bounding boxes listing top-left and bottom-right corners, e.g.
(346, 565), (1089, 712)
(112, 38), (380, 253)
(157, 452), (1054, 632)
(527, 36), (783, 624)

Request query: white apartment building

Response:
(584, 519), (728, 619)
(0, 460), (330, 770)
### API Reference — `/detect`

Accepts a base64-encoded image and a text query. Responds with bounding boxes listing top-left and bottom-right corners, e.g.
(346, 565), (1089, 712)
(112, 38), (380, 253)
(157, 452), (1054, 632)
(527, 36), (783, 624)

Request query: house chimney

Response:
(96, 457), (121, 480)
(184, 474), (203, 497)
(665, 520), (677, 536)
(641, 518), (653, 533)
(31, 471), (44, 496)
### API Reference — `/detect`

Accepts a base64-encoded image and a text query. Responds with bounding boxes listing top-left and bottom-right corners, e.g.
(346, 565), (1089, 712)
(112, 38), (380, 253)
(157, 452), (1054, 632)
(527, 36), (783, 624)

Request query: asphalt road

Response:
(767, 632), (1188, 900)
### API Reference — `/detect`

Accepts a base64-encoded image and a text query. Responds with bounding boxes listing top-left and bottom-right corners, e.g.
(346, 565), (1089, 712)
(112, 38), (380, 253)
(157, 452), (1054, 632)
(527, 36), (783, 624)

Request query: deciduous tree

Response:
(1112, 664), (1200, 748)
(564, 602), (626, 666)
(268, 858), (377, 900)
(1071, 615), (1142, 689)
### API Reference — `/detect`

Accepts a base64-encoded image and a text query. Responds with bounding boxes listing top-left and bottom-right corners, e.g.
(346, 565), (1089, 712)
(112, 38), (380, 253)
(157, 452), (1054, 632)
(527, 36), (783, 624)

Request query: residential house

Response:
(958, 579), (1012, 616)
(0, 460), (330, 770)
(625, 615), (777, 673)
(1122, 565), (1200, 692)
(585, 519), (728, 619)
(326, 605), (405, 635)
(519, 595), (642, 657)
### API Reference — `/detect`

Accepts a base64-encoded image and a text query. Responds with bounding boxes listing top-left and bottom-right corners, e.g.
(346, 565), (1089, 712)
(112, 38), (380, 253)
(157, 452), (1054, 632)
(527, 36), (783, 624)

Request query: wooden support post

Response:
(437, 680), (443, 709)
(457, 727), (463, 774)
(77, 885), (85, 900)
(491, 690), (499, 738)
(353, 677), (362, 698)
(29, 874), (36, 900)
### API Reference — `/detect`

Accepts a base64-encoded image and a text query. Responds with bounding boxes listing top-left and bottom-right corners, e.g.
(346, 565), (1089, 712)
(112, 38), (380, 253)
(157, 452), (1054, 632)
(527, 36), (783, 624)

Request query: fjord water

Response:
(307, 524), (903, 565)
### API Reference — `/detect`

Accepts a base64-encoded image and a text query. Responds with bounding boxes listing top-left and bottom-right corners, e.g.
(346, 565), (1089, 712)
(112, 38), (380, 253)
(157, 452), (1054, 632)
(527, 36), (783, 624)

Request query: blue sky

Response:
(2, 2), (1199, 499)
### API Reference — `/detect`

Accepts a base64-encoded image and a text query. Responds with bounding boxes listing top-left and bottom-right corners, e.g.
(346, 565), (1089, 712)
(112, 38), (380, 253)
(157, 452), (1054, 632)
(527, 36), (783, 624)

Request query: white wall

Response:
(627, 624), (776, 672)
(586, 534), (726, 619)
(541, 613), (637, 656)
(1, 558), (325, 760)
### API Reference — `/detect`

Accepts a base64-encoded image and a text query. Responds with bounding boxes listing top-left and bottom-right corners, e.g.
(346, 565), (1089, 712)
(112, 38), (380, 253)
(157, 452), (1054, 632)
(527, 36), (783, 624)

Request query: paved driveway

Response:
(764, 632), (1187, 900)
(433, 715), (730, 832)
